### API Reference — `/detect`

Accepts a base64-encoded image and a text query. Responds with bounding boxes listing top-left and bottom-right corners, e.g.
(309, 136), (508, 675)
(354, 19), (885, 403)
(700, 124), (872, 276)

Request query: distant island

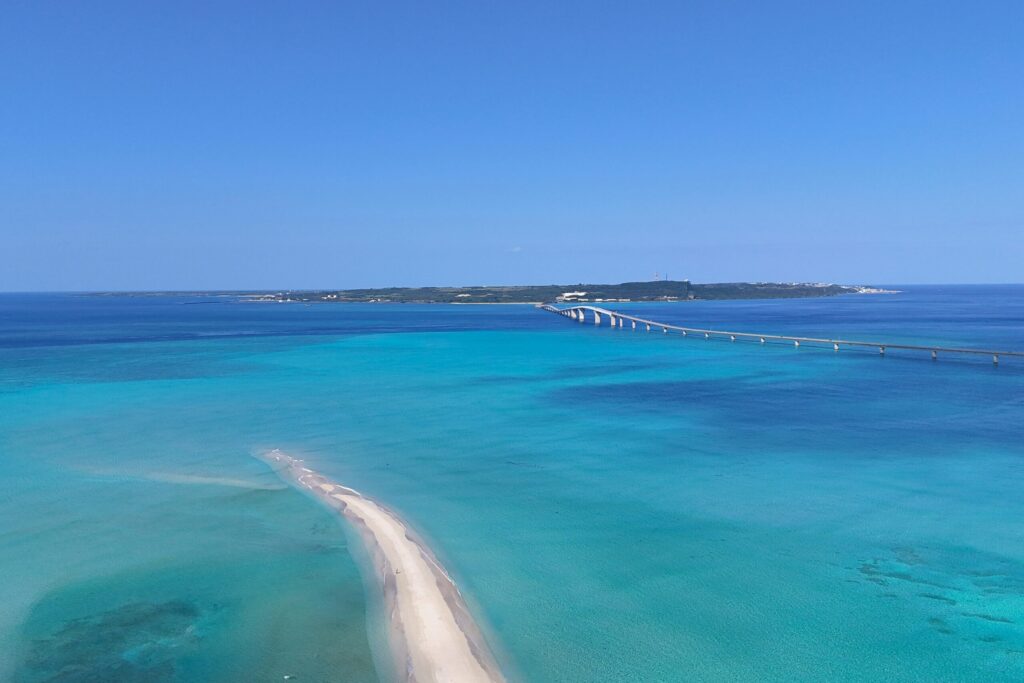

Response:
(244, 281), (885, 304)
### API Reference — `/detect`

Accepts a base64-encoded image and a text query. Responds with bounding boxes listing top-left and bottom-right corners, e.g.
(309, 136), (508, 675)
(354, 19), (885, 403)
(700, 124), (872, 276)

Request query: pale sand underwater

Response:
(260, 449), (505, 683)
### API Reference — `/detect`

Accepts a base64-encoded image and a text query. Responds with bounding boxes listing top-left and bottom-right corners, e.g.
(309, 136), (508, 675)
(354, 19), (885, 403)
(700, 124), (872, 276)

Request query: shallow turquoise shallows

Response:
(1, 287), (1023, 682)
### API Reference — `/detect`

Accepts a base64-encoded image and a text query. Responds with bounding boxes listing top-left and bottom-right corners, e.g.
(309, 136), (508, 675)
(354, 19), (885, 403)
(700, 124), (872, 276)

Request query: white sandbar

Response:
(260, 450), (505, 683)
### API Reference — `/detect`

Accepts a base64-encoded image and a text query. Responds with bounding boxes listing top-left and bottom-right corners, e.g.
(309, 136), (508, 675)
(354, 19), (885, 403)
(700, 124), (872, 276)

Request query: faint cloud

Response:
(509, 246), (523, 253)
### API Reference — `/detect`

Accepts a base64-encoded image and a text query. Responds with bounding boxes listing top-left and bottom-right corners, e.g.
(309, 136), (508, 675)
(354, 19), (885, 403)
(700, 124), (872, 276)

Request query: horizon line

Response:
(3, 282), (1024, 295)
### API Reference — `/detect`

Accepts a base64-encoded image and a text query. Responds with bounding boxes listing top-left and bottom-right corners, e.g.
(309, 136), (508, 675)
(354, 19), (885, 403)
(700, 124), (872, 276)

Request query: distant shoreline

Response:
(235, 280), (880, 305)
(77, 282), (905, 305)
(239, 298), (550, 305)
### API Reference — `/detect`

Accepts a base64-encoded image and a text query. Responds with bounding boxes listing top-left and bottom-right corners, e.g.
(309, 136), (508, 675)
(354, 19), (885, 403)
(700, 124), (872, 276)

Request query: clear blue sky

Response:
(2, 1), (1021, 290)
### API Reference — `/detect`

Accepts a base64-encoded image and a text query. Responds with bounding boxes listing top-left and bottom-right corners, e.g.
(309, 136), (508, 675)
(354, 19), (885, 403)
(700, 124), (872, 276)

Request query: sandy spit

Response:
(259, 449), (506, 683)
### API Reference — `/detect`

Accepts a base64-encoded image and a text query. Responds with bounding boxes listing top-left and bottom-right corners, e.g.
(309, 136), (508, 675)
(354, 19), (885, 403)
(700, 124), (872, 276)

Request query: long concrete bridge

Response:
(541, 304), (1023, 365)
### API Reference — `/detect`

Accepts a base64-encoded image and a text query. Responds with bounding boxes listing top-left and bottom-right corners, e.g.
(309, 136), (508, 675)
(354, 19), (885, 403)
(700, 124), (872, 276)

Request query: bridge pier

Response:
(546, 305), (1019, 366)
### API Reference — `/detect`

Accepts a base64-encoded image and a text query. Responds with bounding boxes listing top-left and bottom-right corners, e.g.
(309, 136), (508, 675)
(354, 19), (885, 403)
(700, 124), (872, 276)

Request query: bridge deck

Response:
(542, 304), (1023, 364)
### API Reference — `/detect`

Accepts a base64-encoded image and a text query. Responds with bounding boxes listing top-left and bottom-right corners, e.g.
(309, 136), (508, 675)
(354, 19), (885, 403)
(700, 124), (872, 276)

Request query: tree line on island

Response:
(249, 281), (870, 304)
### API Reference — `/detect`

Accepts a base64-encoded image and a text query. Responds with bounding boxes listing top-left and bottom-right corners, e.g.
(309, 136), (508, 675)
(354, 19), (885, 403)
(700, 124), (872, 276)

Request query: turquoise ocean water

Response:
(1, 287), (1022, 682)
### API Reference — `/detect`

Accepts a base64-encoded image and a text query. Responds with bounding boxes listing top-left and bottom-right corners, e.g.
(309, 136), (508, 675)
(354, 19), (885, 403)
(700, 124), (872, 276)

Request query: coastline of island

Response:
(258, 449), (507, 683)
(239, 280), (896, 305)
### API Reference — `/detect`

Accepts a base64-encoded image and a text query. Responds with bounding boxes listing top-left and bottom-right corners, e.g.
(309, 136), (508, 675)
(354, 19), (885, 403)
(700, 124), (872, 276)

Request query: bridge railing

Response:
(542, 304), (1022, 365)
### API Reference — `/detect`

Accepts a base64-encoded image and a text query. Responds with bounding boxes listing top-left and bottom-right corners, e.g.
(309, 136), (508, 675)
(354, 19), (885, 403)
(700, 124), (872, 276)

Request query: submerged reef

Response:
(16, 600), (203, 683)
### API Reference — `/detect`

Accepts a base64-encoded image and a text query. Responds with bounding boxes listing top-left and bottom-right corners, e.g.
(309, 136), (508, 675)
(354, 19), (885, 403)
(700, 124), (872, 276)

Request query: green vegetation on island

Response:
(249, 281), (866, 304)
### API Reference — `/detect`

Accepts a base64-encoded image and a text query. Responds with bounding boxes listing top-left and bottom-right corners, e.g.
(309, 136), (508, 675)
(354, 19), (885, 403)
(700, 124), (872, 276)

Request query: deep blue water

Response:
(1, 287), (1022, 681)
